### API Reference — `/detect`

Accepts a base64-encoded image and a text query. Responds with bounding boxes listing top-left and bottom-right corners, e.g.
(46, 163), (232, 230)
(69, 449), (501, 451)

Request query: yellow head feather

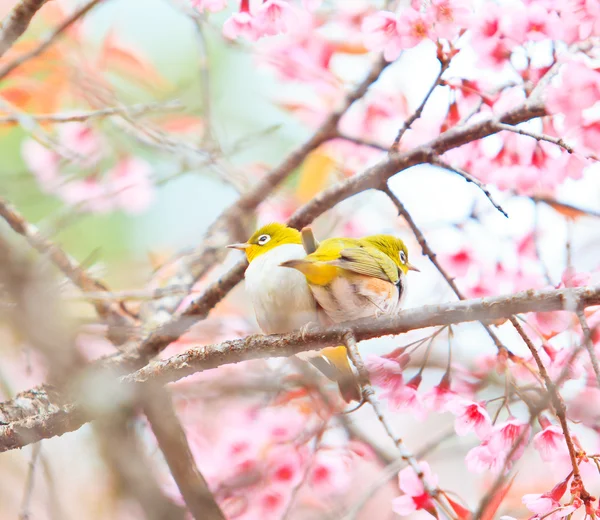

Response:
(228, 223), (302, 263)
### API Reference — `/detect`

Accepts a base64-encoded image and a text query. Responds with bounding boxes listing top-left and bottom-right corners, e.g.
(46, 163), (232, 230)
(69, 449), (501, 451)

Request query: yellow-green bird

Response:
(227, 223), (362, 402)
(280, 234), (419, 361)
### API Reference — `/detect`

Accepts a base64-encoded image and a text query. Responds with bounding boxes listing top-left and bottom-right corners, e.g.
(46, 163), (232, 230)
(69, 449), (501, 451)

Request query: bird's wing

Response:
(325, 246), (399, 284)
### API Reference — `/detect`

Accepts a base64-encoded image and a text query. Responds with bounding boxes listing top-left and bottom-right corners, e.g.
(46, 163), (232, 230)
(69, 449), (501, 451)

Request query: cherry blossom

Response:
(423, 376), (458, 412)
(254, 0), (296, 36)
(546, 61), (600, 128)
(522, 475), (576, 519)
(361, 11), (404, 62)
(384, 374), (427, 420)
(392, 461), (439, 517)
(309, 450), (351, 496)
(447, 399), (492, 438)
(429, 0), (472, 40)
(364, 354), (404, 392)
(223, 0), (261, 41)
(533, 424), (567, 462)
(396, 8), (435, 49)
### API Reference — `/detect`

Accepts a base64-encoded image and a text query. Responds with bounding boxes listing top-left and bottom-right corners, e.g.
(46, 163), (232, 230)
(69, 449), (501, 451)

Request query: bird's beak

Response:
(407, 262), (420, 272)
(227, 243), (251, 250)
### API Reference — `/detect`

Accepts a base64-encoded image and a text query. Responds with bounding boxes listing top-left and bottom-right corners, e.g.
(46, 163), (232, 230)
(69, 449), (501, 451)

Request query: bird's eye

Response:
(399, 251), (407, 263)
(257, 234), (271, 245)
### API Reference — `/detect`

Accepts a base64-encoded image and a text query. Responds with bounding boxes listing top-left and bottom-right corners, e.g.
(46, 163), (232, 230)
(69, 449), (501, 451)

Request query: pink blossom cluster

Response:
(222, 0), (313, 42)
(21, 123), (154, 214)
(362, 0), (472, 61)
(161, 397), (373, 519)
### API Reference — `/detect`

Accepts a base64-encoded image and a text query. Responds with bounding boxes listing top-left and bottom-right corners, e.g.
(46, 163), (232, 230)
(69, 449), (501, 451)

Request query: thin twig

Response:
(0, 0), (104, 81)
(509, 318), (588, 496)
(576, 309), (600, 389)
(336, 133), (388, 152)
(494, 122), (575, 154)
(429, 156), (508, 217)
(344, 428), (456, 520)
(69, 285), (192, 302)
(533, 201), (554, 285)
(391, 58), (451, 152)
(379, 185), (512, 357)
(0, 100), (183, 125)
(19, 442), (41, 520)
(342, 331), (441, 500)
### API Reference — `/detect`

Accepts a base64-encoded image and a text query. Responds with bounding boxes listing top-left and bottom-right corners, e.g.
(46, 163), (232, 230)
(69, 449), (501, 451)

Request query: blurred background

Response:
(1, 0), (600, 519)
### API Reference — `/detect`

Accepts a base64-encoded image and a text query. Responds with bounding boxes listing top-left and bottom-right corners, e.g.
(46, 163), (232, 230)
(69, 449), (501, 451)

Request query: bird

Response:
(280, 234), (419, 381)
(227, 223), (362, 402)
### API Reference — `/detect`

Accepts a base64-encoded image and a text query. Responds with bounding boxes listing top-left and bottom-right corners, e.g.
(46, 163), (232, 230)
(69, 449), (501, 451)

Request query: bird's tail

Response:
(309, 345), (362, 403)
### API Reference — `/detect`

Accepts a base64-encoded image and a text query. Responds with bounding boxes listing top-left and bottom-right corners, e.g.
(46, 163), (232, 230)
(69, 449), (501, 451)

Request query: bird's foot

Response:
(299, 321), (320, 341)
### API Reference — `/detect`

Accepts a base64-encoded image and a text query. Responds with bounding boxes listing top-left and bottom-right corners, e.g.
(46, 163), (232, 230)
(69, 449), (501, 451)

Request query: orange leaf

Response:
(480, 474), (517, 520)
(541, 198), (589, 220)
(159, 115), (205, 136)
(444, 495), (471, 520)
(296, 149), (336, 203)
(332, 41), (369, 55)
(99, 32), (165, 87)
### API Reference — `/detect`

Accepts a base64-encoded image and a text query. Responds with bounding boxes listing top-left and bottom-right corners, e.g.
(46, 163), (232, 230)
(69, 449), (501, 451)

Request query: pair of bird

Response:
(227, 223), (419, 403)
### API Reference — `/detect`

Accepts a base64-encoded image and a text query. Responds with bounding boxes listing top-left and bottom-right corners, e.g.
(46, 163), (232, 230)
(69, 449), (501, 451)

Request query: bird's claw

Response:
(300, 321), (320, 341)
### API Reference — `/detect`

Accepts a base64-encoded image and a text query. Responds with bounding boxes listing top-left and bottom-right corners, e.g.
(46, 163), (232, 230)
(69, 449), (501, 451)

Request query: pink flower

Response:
(423, 377), (458, 412)
(430, 0), (472, 39)
(107, 157), (154, 214)
(58, 122), (105, 167)
(191, 0), (227, 12)
(447, 399), (491, 439)
(255, 488), (289, 517)
(223, 11), (261, 41)
(441, 247), (475, 278)
(533, 425), (567, 462)
(309, 451), (351, 496)
(362, 11), (404, 61)
(529, 311), (571, 339)
(560, 267), (592, 288)
(384, 374), (426, 420)
(397, 8), (434, 49)
(392, 461), (438, 517)
(465, 442), (506, 474)
(546, 61), (600, 128)
(21, 139), (60, 191)
(260, 407), (306, 443)
(364, 354), (404, 392)
(522, 475), (576, 519)
(254, 0), (295, 36)
(266, 447), (304, 488)
(488, 418), (530, 464)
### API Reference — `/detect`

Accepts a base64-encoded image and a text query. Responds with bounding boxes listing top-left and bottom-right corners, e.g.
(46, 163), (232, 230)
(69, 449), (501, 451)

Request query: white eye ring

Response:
(257, 234), (271, 245)
(399, 251), (407, 263)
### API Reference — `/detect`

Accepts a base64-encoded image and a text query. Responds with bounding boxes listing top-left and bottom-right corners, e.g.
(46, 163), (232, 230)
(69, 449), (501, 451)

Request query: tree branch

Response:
(0, 195), (136, 340)
(0, 0), (48, 58)
(1, 284), (599, 451)
(0, 0), (104, 82)
(143, 388), (225, 520)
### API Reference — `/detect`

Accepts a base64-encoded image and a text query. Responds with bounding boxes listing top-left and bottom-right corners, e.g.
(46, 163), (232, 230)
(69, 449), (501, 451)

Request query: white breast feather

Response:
(245, 244), (318, 334)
